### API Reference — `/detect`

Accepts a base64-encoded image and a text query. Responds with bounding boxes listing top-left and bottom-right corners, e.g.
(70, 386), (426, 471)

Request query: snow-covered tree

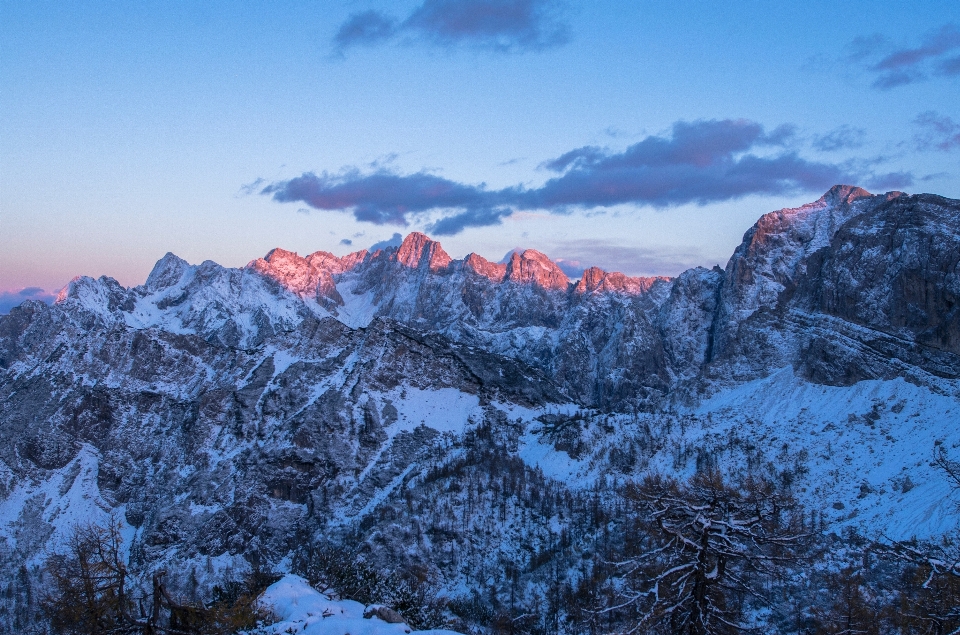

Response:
(607, 471), (807, 635)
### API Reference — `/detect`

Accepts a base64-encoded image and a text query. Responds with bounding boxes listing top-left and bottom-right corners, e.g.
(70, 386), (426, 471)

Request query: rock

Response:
(363, 604), (406, 624)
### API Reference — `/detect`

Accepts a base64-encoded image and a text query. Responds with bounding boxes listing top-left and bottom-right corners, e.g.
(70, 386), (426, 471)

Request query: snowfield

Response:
(258, 575), (463, 635)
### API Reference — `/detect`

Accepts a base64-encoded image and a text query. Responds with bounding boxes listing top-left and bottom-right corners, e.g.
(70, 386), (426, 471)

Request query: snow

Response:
(385, 387), (481, 435)
(518, 426), (588, 483)
(258, 575), (463, 635)
(334, 276), (379, 328)
(690, 368), (960, 539)
(0, 444), (132, 564)
(336, 387), (484, 524)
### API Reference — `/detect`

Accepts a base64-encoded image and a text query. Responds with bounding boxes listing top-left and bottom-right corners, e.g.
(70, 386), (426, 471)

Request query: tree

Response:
(605, 471), (808, 635)
(41, 517), (136, 635)
(41, 518), (270, 635)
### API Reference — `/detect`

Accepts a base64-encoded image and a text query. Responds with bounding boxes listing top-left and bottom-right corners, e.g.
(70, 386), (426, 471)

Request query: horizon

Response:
(3, 2), (959, 312)
(0, 182), (925, 314)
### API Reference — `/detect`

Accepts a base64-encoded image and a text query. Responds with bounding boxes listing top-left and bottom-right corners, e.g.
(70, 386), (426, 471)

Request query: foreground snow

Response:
(258, 575), (463, 635)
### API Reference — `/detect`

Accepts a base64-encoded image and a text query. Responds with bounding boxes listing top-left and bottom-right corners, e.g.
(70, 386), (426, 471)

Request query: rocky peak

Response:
(463, 253), (507, 281)
(305, 250), (365, 275)
(396, 232), (452, 271)
(337, 249), (369, 271)
(505, 250), (570, 291)
(573, 267), (669, 295)
(248, 248), (343, 306)
(145, 252), (190, 292)
(55, 275), (131, 321)
(820, 184), (875, 208)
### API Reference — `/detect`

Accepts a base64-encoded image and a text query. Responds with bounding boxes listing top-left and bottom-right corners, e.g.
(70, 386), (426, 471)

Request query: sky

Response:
(2, 1), (959, 312)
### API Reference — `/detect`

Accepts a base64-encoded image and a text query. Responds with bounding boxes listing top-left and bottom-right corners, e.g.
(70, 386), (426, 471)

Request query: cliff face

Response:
(2, 186), (960, 630)
(709, 187), (960, 385)
(236, 187), (960, 404)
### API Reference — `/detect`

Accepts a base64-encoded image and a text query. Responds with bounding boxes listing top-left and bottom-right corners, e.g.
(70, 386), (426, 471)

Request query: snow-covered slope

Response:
(258, 575), (463, 635)
(2, 185), (960, 632)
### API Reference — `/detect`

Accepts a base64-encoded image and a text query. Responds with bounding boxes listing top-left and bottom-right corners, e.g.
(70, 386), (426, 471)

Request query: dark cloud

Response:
(260, 118), (887, 236)
(914, 111), (960, 151)
(0, 287), (57, 314)
(334, 11), (399, 51)
(871, 69), (918, 90)
(369, 233), (404, 252)
(428, 206), (514, 235)
(812, 125), (867, 152)
(334, 0), (569, 54)
(865, 171), (914, 191)
(260, 169), (517, 227)
(873, 24), (960, 71)
(339, 238), (353, 246)
(845, 24), (960, 89)
(528, 119), (844, 209)
(942, 55), (960, 76)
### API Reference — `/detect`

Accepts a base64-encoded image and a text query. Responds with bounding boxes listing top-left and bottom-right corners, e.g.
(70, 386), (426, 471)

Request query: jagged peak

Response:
(252, 248), (315, 275)
(575, 266), (606, 293)
(574, 266), (669, 295)
(738, 184), (881, 256)
(820, 184), (873, 207)
(396, 232), (452, 271)
(463, 253), (507, 281)
(145, 252), (191, 292)
(264, 247), (305, 263)
(56, 275), (129, 316)
(505, 249), (569, 290)
(337, 250), (369, 271)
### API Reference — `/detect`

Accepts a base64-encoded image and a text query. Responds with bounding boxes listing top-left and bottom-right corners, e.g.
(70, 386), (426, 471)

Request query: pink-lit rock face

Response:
(462, 253), (507, 281)
(248, 248), (345, 306)
(573, 266), (669, 295)
(248, 230), (668, 305)
(504, 249), (570, 291)
(395, 232), (452, 271)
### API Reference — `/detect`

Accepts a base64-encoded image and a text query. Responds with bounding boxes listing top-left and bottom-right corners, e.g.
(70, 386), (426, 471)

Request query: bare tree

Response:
(605, 471), (808, 635)
(41, 518), (270, 635)
(42, 517), (137, 634)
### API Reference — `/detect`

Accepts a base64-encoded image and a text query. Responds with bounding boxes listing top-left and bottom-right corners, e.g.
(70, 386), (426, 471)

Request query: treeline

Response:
(22, 474), (960, 635)
(33, 518), (275, 635)
(18, 415), (960, 634)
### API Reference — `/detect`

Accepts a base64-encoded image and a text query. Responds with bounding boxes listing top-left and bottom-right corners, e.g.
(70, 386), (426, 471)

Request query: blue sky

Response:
(2, 0), (958, 309)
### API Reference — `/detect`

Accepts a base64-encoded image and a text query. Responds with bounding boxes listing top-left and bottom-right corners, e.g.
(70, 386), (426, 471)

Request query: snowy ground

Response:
(692, 368), (960, 539)
(257, 575), (463, 635)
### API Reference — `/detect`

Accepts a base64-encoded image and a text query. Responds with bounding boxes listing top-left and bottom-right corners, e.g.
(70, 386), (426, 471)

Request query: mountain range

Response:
(2, 184), (960, 631)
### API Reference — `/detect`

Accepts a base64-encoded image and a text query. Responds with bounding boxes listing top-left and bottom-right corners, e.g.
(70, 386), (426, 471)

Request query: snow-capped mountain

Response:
(2, 185), (960, 631)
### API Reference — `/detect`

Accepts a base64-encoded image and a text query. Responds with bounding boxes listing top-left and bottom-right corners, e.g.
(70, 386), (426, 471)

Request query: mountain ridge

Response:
(3, 184), (960, 632)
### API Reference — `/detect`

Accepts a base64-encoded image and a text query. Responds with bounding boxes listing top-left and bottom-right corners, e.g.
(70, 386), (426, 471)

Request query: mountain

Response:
(2, 185), (960, 631)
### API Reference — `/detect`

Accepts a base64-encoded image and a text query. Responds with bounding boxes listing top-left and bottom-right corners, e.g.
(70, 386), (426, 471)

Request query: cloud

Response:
(528, 119), (846, 209)
(942, 55), (960, 76)
(812, 125), (866, 152)
(259, 118), (887, 236)
(260, 169), (519, 232)
(237, 177), (266, 197)
(427, 206), (514, 235)
(333, 11), (399, 51)
(369, 233), (404, 252)
(914, 111), (960, 151)
(334, 0), (569, 54)
(339, 238), (353, 246)
(865, 171), (914, 191)
(845, 24), (960, 89)
(0, 287), (57, 314)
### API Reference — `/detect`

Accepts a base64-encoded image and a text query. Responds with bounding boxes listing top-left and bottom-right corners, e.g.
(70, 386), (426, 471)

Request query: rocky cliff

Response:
(2, 185), (960, 630)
